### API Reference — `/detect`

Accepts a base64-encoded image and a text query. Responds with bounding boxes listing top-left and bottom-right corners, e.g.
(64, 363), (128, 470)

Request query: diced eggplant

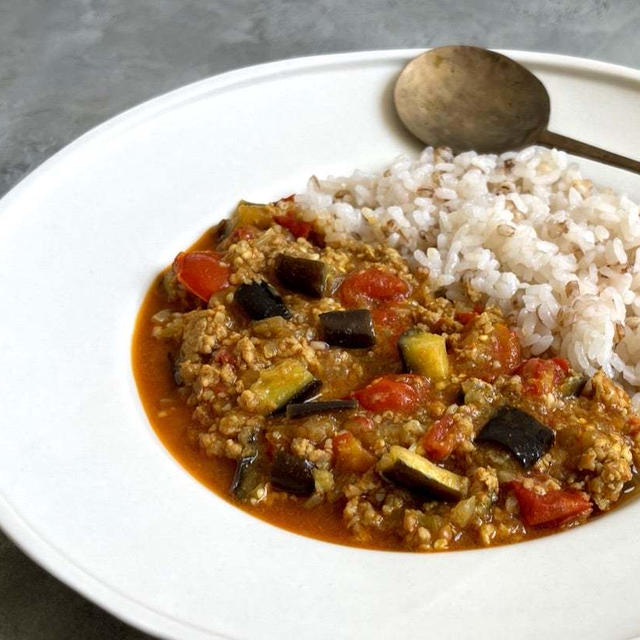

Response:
(319, 309), (376, 348)
(211, 218), (229, 243)
(270, 451), (315, 495)
(398, 329), (449, 380)
(560, 374), (587, 397)
(275, 254), (328, 298)
(286, 399), (357, 419)
(281, 378), (322, 410)
(231, 441), (269, 502)
(234, 281), (291, 320)
(476, 406), (554, 468)
(378, 445), (469, 500)
(232, 200), (274, 229)
(249, 359), (321, 415)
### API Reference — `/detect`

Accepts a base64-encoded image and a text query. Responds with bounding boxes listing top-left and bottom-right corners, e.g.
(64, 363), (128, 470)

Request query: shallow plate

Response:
(1, 50), (640, 640)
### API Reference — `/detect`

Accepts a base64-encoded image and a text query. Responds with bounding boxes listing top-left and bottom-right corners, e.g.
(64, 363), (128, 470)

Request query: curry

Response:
(132, 197), (640, 551)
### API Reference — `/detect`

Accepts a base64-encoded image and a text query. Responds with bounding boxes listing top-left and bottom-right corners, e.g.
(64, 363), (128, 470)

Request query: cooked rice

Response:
(295, 146), (640, 406)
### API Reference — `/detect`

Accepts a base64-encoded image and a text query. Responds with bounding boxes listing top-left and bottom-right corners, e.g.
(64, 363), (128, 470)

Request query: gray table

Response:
(2, 1), (640, 638)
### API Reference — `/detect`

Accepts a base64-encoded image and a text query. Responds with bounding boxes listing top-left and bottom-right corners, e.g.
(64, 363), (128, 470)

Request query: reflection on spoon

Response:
(394, 45), (640, 174)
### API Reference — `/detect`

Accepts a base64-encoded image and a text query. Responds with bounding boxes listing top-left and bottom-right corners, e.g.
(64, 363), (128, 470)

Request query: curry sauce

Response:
(132, 199), (640, 551)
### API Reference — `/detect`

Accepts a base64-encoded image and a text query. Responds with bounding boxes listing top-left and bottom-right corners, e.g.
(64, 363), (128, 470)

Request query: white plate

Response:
(1, 50), (640, 640)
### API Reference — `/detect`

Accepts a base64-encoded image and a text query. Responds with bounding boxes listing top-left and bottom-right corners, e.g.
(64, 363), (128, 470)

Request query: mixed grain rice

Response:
(295, 146), (640, 406)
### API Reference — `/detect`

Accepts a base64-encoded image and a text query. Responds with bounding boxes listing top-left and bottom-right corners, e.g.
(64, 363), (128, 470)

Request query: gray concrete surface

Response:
(1, 0), (640, 637)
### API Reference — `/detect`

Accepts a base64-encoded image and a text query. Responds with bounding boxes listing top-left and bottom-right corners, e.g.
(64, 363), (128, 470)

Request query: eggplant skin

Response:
(378, 446), (469, 500)
(476, 406), (555, 468)
(231, 451), (269, 501)
(270, 451), (315, 495)
(249, 359), (321, 416)
(270, 378), (322, 415)
(275, 254), (327, 298)
(286, 399), (357, 419)
(319, 309), (376, 348)
(234, 281), (291, 320)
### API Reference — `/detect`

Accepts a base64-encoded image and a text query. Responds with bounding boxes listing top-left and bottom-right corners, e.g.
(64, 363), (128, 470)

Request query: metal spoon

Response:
(394, 45), (640, 173)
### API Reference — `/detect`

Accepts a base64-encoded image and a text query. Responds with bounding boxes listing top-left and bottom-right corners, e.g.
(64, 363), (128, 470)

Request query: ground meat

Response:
(141, 199), (640, 552)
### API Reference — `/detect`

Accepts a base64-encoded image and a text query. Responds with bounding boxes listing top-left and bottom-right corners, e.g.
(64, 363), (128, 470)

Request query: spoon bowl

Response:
(394, 46), (640, 173)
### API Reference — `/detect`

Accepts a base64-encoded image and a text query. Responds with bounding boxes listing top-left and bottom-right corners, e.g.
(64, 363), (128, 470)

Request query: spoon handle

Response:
(537, 129), (640, 174)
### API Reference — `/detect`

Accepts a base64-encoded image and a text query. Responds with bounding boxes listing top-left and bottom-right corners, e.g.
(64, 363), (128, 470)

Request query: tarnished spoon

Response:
(394, 45), (640, 173)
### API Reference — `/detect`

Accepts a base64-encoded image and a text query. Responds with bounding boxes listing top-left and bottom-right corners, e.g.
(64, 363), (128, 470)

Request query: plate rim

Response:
(2, 48), (640, 639)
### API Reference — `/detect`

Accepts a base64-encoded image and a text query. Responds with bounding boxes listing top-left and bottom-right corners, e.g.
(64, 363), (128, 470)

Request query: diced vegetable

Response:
(421, 415), (457, 461)
(492, 323), (522, 376)
(319, 309), (376, 348)
(476, 406), (555, 468)
(560, 373), (587, 397)
(450, 496), (478, 528)
(273, 210), (312, 239)
(286, 399), (357, 419)
(510, 482), (592, 527)
(270, 451), (315, 495)
(232, 200), (274, 229)
(454, 310), (479, 325)
(518, 358), (568, 396)
(275, 254), (328, 298)
(338, 267), (409, 308)
(353, 374), (429, 413)
(371, 305), (412, 350)
(333, 432), (376, 473)
(211, 218), (229, 243)
(173, 251), (230, 301)
(234, 281), (291, 320)
(457, 320), (521, 382)
(230, 438), (269, 501)
(398, 329), (449, 380)
(378, 445), (469, 500)
(249, 359), (320, 415)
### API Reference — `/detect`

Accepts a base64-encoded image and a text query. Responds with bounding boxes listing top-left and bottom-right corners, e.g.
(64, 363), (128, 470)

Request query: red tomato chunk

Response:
(492, 324), (521, 377)
(353, 374), (429, 413)
(173, 251), (230, 301)
(421, 415), (457, 461)
(510, 482), (592, 528)
(371, 305), (412, 351)
(518, 358), (567, 396)
(274, 211), (312, 239)
(339, 268), (409, 308)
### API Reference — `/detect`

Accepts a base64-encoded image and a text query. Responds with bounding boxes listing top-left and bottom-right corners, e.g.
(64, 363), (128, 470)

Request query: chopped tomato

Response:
(352, 374), (429, 413)
(338, 268), (409, 308)
(457, 321), (521, 382)
(493, 324), (521, 376)
(421, 415), (458, 461)
(333, 432), (376, 473)
(551, 357), (570, 374)
(274, 210), (312, 239)
(518, 358), (567, 396)
(455, 311), (478, 325)
(371, 305), (412, 350)
(510, 482), (592, 528)
(173, 251), (230, 301)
